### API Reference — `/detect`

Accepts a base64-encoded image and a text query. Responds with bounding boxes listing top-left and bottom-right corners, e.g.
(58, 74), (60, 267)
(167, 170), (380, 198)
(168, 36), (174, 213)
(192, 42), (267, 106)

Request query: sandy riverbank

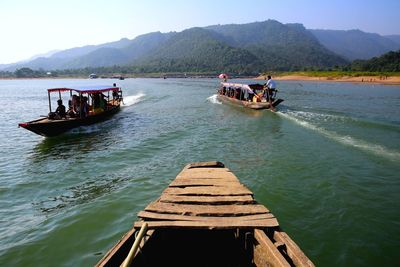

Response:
(255, 75), (400, 85)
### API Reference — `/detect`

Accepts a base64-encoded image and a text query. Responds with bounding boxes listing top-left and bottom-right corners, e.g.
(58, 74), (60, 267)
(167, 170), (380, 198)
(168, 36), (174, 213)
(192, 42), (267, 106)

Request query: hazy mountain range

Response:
(1, 20), (399, 73)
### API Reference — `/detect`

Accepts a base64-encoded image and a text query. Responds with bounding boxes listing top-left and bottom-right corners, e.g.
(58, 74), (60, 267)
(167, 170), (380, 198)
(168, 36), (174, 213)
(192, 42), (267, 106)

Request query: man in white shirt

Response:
(264, 75), (277, 111)
(266, 75), (276, 90)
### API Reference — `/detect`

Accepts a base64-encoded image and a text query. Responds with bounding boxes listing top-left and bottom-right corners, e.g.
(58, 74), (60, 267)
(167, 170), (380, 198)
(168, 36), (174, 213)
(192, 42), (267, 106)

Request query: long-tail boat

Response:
(217, 82), (284, 110)
(18, 85), (123, 137)
(96, 162), (314, 267)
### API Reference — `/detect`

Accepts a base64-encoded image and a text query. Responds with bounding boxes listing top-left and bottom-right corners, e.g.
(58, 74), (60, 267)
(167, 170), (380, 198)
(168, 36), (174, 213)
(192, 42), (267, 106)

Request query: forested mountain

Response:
(121, 31), (176, 62)
(206, 21), (347, 70)
(132, 28), (262, 73)
(350, 50), (400, 71)
(310, 29), (400, 60)
(5, 20), (399, 74)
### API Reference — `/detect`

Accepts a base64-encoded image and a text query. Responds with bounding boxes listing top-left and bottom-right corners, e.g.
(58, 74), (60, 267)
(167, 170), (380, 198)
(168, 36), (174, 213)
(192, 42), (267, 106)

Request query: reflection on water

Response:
(30, 116), (125, 161)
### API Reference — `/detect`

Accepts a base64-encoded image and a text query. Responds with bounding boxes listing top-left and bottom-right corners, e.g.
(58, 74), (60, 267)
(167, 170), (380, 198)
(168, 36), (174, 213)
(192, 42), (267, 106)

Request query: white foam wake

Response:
(122, 93), (145, 107)
(278, 111), (400, 161)
(207, 94), (222, 104)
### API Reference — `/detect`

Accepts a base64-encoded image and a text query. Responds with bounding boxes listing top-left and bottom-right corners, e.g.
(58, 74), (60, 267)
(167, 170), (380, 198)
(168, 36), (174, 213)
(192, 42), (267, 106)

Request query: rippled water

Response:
(0, 78), (399, 266)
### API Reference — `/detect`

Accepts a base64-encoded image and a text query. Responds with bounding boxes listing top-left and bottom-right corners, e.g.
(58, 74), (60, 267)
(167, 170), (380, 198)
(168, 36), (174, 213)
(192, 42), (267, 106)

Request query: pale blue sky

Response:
(0, 0), (399, 64)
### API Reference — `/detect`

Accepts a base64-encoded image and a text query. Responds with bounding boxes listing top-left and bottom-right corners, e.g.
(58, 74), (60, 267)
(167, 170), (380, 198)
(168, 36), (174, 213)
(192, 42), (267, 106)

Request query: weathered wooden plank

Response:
(254, 229), (291, 267)
(176, 169), (238, 180)
(134, 219), (279, 229)
(163, 186), (252, 196)
(182, 167), (230, 172)
(169, 179), (241, 187)
(144, 202), (269, 216)
(175, 176), (238, 181)
(273, 231), (315, 267)
(138, 210), (276, 222)
(174, 177), (239, 183)
(179, 168), (236, 174)
(159, 194), (255, 204)
(186, 161), (225, 168)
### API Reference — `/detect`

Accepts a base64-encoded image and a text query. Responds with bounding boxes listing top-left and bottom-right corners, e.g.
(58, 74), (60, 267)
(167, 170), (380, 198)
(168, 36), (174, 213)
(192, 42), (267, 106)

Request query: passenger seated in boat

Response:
(67, 100), (75, 117)
(248, 89), (254, 101)
(234, 89), (239, 99)
(53, 99), (66, 119)
(92, 93), (107, 113)
(71, 95), (79, 113)
(81, 96), (89, 117)
(93, 93), (100, 109)
(244, 89), (254, 101)
(100, 93), (107, 110)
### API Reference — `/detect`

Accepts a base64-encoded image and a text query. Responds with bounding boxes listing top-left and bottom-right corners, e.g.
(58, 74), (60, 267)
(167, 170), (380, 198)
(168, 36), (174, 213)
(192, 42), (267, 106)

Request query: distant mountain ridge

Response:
(206, 21), (347, 70)
(350, 50), (400, 71)
(310, 29), (400, 60)
(1, 20), (399, 73)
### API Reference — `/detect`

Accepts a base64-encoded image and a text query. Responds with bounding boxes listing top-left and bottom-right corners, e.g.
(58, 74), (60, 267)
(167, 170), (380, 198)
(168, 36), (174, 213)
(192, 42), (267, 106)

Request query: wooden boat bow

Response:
(96, 162), (314, 267)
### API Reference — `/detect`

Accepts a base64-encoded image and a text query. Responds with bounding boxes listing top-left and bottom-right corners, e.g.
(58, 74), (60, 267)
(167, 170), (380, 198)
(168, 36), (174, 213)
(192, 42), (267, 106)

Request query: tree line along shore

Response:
(1, 68), (400, 85)
(1, 48), (399, 82)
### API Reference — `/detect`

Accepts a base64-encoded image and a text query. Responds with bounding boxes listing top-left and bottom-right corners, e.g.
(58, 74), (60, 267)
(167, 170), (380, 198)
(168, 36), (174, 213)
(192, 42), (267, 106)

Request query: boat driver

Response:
(264, 75), (276, 101)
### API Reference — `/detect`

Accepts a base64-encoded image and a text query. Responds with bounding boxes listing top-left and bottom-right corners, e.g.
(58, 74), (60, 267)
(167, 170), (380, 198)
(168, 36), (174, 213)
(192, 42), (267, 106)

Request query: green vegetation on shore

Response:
(1, 49), (399, 79)
(269, 71), (400, 78)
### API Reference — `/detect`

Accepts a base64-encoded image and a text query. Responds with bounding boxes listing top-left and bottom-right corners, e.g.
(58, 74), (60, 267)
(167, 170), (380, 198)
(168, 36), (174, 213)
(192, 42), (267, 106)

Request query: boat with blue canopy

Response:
(18, 85), (123, 137)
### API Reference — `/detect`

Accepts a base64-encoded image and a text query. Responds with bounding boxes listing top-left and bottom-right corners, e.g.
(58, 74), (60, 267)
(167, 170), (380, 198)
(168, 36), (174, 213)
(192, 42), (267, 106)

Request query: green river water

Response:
(0, 78), (399, 266)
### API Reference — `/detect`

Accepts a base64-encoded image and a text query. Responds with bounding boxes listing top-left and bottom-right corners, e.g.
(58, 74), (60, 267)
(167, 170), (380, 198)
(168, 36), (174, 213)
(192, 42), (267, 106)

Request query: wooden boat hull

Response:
(18, 105), (120, 137)
(97, 227), (313, 267)
(96, 162), (314, 267)
(217, 94), (283, 110)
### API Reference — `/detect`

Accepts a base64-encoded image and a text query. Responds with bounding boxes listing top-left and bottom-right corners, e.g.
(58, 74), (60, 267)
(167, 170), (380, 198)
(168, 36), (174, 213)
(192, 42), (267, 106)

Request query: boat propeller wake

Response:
(207, 94), (222, 104)
(277, 109), (400, 161)
(122, 93), (145, 107)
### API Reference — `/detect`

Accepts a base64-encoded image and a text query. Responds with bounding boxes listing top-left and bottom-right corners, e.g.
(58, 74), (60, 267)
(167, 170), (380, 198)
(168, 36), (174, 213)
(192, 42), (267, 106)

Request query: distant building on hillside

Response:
(89, 73), (98, 79)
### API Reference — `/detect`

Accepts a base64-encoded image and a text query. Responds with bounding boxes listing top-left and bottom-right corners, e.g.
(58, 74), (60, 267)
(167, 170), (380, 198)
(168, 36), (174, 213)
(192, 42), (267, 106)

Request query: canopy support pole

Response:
(48, 91), (52, 113)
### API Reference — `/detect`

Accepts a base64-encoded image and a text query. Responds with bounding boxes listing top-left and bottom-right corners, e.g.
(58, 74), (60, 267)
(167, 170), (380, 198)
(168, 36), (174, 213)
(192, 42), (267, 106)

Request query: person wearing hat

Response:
(55, 99), (66, 119)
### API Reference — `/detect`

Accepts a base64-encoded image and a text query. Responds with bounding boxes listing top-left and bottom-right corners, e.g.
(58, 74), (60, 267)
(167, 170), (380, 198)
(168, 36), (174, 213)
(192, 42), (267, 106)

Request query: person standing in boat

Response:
(112, 83), (120, 101)
(264, 75), (277, 111)
(264, 75), (276, 101)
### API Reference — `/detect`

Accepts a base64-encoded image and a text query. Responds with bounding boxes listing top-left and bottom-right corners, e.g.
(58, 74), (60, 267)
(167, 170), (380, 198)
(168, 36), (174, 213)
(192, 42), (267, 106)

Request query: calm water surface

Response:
(0, 78), (399, 266)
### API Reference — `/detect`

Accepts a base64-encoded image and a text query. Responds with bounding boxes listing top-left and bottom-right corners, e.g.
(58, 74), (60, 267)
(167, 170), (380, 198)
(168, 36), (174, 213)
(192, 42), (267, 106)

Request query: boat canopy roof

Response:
(221, 82), (265, 92)
(47, 85), (119, 94)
